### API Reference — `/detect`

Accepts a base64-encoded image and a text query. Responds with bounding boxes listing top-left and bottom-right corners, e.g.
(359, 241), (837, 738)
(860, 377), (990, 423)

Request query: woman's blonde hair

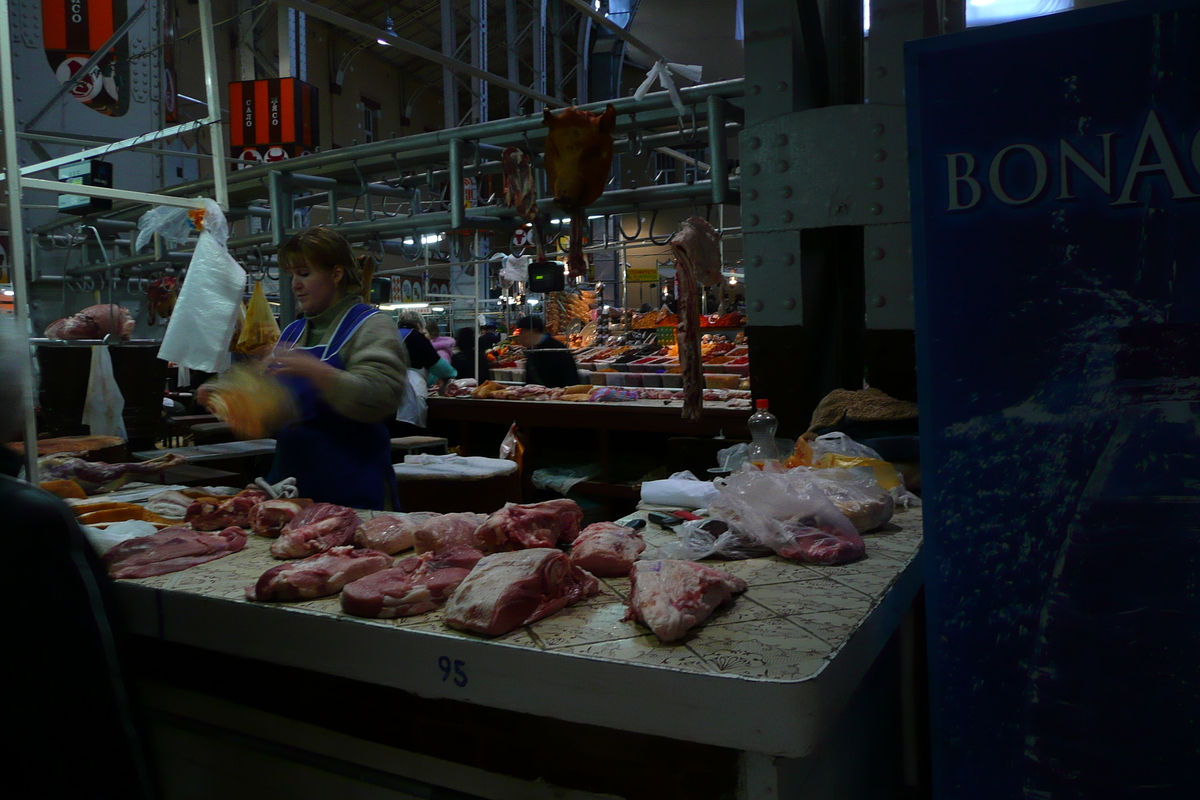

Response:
(278, 227), (374, 296)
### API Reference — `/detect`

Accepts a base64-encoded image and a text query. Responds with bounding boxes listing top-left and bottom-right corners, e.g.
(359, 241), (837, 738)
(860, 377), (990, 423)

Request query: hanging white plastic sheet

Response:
(152, 199), (246, 373)
(82, 344), (128, 440)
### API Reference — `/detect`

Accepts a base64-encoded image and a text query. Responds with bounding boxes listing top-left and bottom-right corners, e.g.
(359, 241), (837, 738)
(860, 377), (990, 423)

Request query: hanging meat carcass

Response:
(542, 104), (618, 279)
(669, 216), (723, 422)
(43, 303), (135, 340)
(146, 276), (178, 324)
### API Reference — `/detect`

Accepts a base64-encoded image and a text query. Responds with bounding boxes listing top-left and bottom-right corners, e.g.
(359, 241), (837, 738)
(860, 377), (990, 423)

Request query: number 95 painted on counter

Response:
(438, 656), (467, 687)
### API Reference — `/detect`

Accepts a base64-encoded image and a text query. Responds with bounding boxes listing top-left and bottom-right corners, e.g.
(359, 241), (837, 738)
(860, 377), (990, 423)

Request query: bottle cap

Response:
(755, 399), (769, 409)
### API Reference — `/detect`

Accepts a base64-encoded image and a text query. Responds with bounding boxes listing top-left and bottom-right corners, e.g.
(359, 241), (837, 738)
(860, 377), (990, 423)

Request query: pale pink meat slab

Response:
(104, 526), (248, 579)
(356, 512), (441, 554)
(625, 560), (747, 642)
(474, 499), (584, 550)
(341, 547), (484, 618)
(270, 503), (361, 559)
(443, 549), (601, 636)
(568, 522), (646, 577)
(410, 513), (489, 554)
(246, 546), (392, 602)
(249, 499), (309, 538)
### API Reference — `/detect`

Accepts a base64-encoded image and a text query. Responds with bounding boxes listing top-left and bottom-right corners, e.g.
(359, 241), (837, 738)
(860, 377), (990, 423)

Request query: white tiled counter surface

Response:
(116, 506), (923, 759)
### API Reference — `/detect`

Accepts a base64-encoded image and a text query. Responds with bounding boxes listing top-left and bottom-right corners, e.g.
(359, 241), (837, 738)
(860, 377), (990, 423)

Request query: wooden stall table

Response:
(393, 454), (520, 513)
(10, 434), (127, 462)
(133, 439), (278, 487)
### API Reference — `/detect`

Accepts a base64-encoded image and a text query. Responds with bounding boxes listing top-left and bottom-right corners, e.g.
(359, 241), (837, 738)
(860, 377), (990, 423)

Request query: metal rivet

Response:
(784, 297), (796, 310)
(776, 160), (790, 173)
(752, 300), (764, 312)
(872, 295), (888, 308)
(777, 81), (789, 92)
(872, 123), (886, 137)
(774, 133), (789, 147)
(748, 137), (762, 150)
(874, 149), (888, 162)
(874, 66), (887, 79)
(870, 177), (884, 190)
(783, 253), (795, 266)
(781, 186), (793, 199)
(747, 214), (760, 227)
(746, 189), (759, 201)
(749, 163), (761, 175)
(749, 255), (763, 267)
(750, 84), (762, 96)
(870, 247), (886, 260)
(781, 210), (793, 223)
(870, 203), (883, 215)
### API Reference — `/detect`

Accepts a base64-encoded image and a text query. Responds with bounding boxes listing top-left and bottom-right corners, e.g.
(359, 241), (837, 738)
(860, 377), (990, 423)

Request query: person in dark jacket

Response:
(450, 327), (479, 382)
(2, 318), (158, 800)
(514, 315), (579, 388)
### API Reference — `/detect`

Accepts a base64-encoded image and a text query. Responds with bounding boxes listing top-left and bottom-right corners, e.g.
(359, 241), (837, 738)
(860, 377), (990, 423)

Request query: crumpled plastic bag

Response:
(784, 431), (920, 508)
(233, 280), (281, 354)
(134, 203), (202, 253)
(801, 467), (895, 533)
(532, 464), (600, 495)
(82, 345), (128, 440)
(157, 199), (246, 373)
(206, 363), (298, 440)
(641, 470), (719, 508)
(658, 517), (772, 561)
(499, 422), (527, 473)
(702, 469), (866, 564)
(716, 439), (794, 472)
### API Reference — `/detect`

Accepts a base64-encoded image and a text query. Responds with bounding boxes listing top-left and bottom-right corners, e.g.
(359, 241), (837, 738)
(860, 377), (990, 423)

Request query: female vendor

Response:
(202, 227), (408, 510)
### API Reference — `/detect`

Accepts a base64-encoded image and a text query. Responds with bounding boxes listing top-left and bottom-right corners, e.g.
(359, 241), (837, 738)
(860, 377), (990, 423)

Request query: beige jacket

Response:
(295, 294), (407, 423)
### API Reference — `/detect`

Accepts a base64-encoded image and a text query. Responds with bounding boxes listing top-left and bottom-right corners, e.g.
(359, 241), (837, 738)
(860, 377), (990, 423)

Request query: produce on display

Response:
(38, 452), (186, 494)
(669, 217), (723, 422)
(354, 511), (440, 554)
(411, 512), (490, 555)
(186, 489), (269, 531)
(249, 499), (311, 538)
(270, 503), (362, 559)
(43, 303), (136, 340)
(545, 290), (594, 334)
(104, 526), (248, 579)
(542, 104), (617, 278)
(443, 548), (602, 636)
(475, 498), (585, 550)
(568, 522), (646, 577)
(341, 547), (485, 619)
(625, 560), (747, 642)
(246, 546), (393, 602)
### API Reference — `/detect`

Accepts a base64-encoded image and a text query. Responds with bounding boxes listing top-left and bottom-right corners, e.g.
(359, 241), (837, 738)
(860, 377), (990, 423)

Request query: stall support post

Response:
(448, 139), (465, 230)
(707, 95), (730, 205)
(268, 171), (296, 322)
(0, 0), (40, 481)
(198, 0), (229, 210)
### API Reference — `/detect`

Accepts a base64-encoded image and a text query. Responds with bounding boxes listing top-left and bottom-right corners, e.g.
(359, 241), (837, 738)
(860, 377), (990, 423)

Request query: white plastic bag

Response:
(134, 204), (200, 252)
(157, 200), (246, 373)
(706, 469), (867, 564)
(810, 431), (884, 461)
(641, 470), (719, 508)
(658, 517), (772, 561)
(82, 345), (128, 440)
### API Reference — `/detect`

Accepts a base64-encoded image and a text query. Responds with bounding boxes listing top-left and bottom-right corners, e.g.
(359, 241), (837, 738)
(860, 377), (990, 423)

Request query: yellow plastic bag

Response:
(233, 281), (280, 355)
(813, 454), (903, 492)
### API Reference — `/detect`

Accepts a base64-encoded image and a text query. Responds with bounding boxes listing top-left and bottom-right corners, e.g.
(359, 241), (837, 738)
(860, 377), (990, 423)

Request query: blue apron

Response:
(268, 303), (399, 510)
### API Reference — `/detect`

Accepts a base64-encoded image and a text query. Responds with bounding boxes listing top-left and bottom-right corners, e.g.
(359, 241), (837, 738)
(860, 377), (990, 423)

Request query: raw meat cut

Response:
(140, 490), (197, 519)
(270, 503), (361, 559)
(104, 526), (248, 579)
(249, 499), (310, 538)
(186, 489), (269, 531)
(774, 524), (866, 565)
(474, 499), (584, 551)
(37, 452), (186, 494)
(443, 549), (601, 636)
(146, 276), (178, 324)
(355, 512), (441, 554)
(341, 547), (484, 619)
(411, 513), (489, 554)
(246, 546), (392, 602)
(569, 522), (646, 577)
(669, 217), (722, 422)
(625, 560), (747, 642)
(542, 104), (617, 278)
(43, 303), (135, 340)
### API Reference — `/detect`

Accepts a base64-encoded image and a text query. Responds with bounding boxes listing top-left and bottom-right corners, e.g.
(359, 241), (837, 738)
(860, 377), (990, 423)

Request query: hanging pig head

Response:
(542, 104), (617, 278)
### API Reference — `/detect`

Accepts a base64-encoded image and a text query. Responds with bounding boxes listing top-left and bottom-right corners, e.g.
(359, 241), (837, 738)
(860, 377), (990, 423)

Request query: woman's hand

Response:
(271, 348), (339, 392)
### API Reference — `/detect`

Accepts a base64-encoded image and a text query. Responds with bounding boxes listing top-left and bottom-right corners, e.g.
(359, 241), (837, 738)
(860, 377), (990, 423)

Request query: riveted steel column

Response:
(470, 0), (489, 124)
(441, 0), (460, 129)
(506, 0), (521, 116)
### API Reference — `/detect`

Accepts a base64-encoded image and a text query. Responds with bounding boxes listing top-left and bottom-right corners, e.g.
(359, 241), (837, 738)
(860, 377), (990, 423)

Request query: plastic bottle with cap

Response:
(746, 399), (780, 469)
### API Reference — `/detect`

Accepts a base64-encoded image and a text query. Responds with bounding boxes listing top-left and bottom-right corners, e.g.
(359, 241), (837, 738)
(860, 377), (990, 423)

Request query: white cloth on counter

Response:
(395, 454), (518, 481)
(82, 519), (159, 556)
(640, 470), (719, 509)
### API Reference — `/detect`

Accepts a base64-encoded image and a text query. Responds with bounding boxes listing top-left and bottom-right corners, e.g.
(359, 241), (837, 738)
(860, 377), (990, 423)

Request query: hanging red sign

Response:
(228, 78), (320, 156)
(42, 0), (129, 117)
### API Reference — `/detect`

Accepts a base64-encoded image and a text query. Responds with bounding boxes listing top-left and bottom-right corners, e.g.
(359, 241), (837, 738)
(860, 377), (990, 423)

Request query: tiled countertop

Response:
(116, 506), (923, 757)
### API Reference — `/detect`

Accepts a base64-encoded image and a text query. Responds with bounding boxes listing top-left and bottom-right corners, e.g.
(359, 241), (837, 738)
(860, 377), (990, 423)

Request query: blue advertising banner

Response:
(906, 2), (1199, 799)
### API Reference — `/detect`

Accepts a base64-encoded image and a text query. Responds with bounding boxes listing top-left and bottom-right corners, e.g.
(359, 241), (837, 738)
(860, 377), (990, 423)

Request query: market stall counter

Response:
(117, 506), (924, 800)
